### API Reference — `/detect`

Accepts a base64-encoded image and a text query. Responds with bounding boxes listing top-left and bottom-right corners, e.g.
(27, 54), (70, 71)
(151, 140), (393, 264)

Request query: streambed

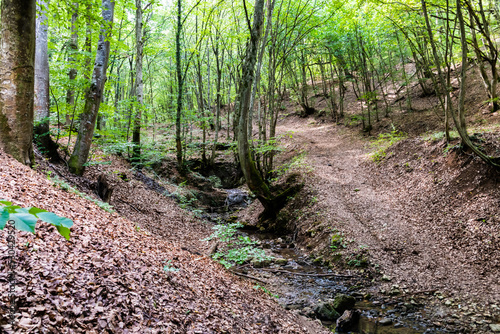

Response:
(203, 188), (446, 333)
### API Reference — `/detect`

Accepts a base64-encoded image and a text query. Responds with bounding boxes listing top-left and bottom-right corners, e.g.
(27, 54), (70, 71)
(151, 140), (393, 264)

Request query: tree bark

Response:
(175, 0), (183, 168)
(238, 0), (300, 227)
(132, 0), (144, 162)
(68, 0), (114, 175)
(66, 3), (78, 126)
(34, 0), (60, 161)
(0, 0), (36, 166)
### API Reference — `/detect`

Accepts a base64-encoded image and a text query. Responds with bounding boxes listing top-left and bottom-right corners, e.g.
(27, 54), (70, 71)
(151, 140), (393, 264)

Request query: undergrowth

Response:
(370, 126), (406, 162)
(203, 222), (273, 269)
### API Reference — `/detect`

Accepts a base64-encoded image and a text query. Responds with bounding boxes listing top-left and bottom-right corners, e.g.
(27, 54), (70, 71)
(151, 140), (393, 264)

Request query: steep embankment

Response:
(0, 149), (327, 333)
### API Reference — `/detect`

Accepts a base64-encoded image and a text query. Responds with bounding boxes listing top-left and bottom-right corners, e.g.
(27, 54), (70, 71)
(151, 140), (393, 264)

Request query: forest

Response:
(0, 0), (499, 332)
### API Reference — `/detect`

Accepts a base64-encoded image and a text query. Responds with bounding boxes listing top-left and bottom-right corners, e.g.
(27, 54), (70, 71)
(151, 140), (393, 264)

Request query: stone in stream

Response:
(224, 189), (248, 207)
(336, 309), (359, 333)
(379, 317), (393, 326)
(251, 258), (271, 268)
(332, 294), (356, 314)
(314, 301), (340, 321)
(274, 258), (288, 265)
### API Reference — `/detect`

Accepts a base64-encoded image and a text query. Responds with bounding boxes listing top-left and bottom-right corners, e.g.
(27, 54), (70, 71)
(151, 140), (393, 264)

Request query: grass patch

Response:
(369, 127), (406, 162)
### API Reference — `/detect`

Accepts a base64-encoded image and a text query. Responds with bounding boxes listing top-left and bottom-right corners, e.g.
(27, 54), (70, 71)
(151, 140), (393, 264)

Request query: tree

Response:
(0, 0), (36, 166)
(132, 0), (144, 162)
(68, 0), (115, 175)
(237, 0), (299, 227)
(34, 0), (60, 161)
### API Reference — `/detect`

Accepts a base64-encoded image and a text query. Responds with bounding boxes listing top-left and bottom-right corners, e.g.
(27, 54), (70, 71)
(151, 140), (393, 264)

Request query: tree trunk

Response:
(175, 0), (183, 168)
(34, 0), (60, 161)
(132, 0), (144, 162)
(237, 0), (300, 227)
(66, 3), (78, 126)
(68, 0), (114, 175)
(0, 0), (36, 166)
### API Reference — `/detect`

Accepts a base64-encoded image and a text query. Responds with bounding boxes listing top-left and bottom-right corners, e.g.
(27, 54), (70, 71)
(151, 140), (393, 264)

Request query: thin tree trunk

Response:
(132, 0), (144, 161)
(68, 0), (114, 175)
(238, 0), (272, 204)
(175, 0), (183, 168)
(0, 0), (36, 166)
(66, 3), (78, 126)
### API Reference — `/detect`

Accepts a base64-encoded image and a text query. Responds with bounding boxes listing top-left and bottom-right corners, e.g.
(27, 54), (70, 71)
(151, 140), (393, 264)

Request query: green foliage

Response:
(330, 229), (347, 250)
(208, 175), (222, 188)
(203, 222), (273, 269)
(271, 151), (313, 182)
(172, 181), (198, 211)
(370, 127), (406, 162)
(0, 200), (73, 240)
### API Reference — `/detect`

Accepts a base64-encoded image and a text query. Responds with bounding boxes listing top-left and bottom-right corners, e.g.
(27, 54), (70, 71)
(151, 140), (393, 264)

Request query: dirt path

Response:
(276, 116), (500, 310)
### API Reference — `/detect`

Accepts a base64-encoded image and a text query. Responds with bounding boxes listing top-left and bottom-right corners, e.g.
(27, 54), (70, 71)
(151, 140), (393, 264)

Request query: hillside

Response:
(0, 149), (326, 333)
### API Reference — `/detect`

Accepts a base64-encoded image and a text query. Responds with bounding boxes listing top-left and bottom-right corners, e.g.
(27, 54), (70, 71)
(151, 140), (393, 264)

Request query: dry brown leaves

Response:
(0, 149), (311, 333)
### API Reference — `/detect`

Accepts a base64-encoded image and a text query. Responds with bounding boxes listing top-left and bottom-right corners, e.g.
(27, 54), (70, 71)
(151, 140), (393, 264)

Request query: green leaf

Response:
(29, 207), (48, 216)
(56, 226), (71, 240)
(0, 200), (12, 206)
(0, 208), (9, 230)
(9, 213), (37, 233)
(58, 217), (73, 228)
(37, 212), (74, 230)
(5, 205), (21, 214)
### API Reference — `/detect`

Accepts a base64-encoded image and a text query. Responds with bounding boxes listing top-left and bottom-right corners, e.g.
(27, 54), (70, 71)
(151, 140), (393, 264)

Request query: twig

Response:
(115, 198), (141, 213)
(257, 268), (354, 278)
(232, 271), (267, 284)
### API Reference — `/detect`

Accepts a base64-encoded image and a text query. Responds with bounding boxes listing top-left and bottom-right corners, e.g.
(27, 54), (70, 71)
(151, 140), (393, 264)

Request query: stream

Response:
(134, 170), (445, 333)
(204, 188), (445, 334)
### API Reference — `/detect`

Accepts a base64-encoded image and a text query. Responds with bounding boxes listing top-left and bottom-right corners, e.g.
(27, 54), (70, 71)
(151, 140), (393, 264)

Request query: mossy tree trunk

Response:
(237, 0), (300, 227)
(0, 0), (36, 166)
(68, 0), (114, 175)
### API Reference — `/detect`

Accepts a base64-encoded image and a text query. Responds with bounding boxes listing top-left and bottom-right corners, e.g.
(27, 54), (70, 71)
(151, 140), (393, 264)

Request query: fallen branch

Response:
(231, 271), (267, 284)
(257, 268), (354, 278)
(115, 198), (141, 213)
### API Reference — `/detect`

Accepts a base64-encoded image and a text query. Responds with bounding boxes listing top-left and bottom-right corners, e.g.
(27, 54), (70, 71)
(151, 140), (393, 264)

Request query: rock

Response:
(225, 189), (248, 207)
(300, 306), (315, 318)
(251, 259), (271, 268)
(336, 309), (359, 333)
(379, 317), (392, 326)
(274, 258), (288, 266)
(314, 301), (340, 321)
(382, 274), (392, 281)
(490, 324), (500, 332)
(332, 294), (356, 314)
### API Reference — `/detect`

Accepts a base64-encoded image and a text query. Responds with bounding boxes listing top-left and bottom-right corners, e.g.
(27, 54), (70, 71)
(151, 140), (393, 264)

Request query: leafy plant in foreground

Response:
(0, 200), (73, 240)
